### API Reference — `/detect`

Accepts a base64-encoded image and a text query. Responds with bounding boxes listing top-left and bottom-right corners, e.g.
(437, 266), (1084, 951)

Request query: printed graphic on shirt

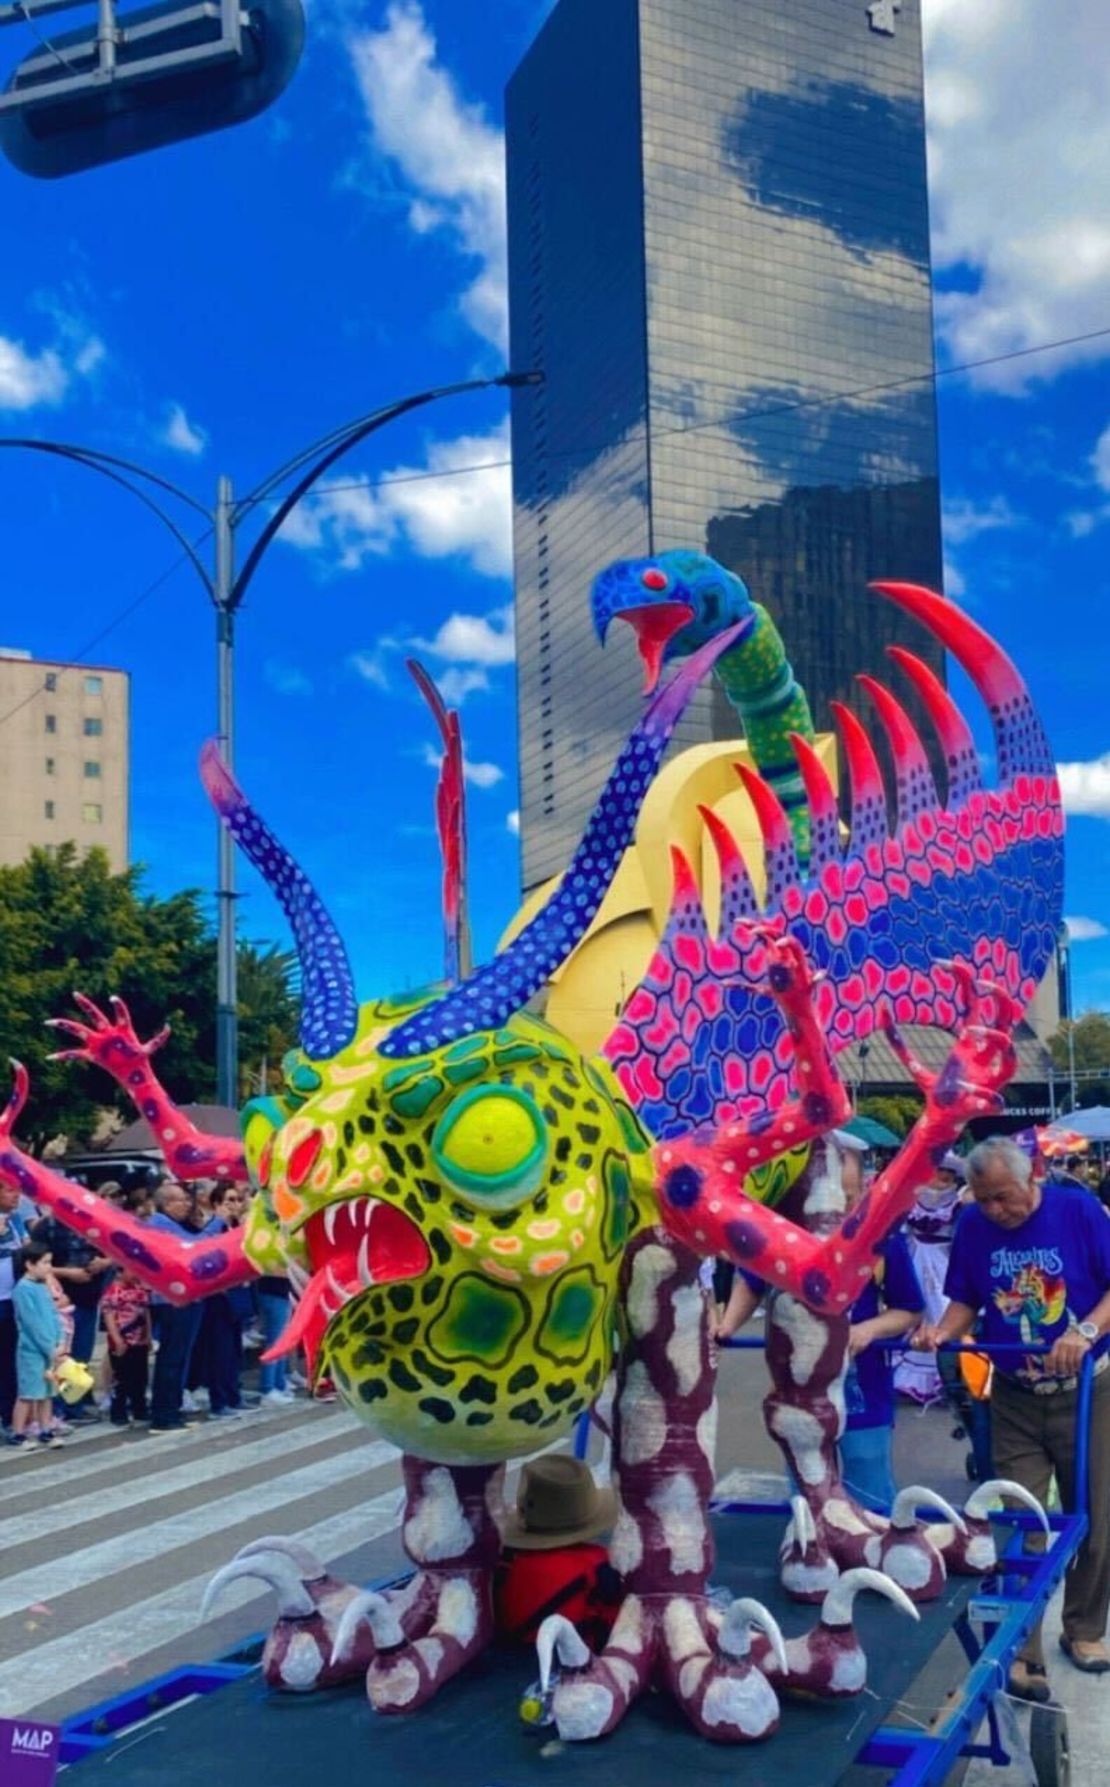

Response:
(990, 1257), (1069, 1378)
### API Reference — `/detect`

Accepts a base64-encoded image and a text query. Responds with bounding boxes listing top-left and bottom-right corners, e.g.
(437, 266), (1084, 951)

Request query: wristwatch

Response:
(1077, 1321), (1099, 1343)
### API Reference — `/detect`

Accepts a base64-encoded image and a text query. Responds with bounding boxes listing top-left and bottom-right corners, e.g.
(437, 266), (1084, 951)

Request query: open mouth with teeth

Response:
(265, 1196), (430, 1372)
(615, 601), (695, 693)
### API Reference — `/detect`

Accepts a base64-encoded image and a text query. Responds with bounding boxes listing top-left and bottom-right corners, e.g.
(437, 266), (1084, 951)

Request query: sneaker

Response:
(37, 1432), (65, 1448)
(6, 1433), (27, 1451)
(181, 1391), (200, 1412)
(242, 1326), (264, 1349)
(287, 1370), (308, 1390)
(260, 1389), (292, 1407)
(208, 1407), (244, 1421)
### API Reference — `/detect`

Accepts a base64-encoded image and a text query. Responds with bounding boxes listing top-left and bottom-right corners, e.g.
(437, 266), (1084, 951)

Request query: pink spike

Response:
(885, 648), (975, 762)
(788, 733), (837, 822)
(735, 762), (793, 850)
(789, 732), (840, 871)
(669, 843), (700, 904)
(858, 673), (939, 830)
(735, 762), (800, 908)
(870, 582), (1023, 706)
(886, 646), (982, 809)
(698, 802), (759, 931)
(829, 700), (888, 854)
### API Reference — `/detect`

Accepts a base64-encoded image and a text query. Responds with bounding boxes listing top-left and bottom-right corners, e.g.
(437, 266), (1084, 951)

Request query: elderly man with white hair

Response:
(918, 1135), (1110, 1698)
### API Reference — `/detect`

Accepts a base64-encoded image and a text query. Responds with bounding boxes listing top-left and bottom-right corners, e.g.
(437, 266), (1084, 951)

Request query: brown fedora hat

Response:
(501, 1456), (617, 1550)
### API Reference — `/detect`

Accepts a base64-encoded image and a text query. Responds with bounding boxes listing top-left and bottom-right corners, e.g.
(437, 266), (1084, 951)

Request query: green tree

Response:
(1048, 1012), (1110, 1107)
(0, 845), (298, 1149)
(856, 1094), (924, 1139)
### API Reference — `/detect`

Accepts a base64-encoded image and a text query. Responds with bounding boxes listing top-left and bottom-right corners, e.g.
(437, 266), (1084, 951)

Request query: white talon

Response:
(719, 1596), (788, 1674)
(787, 1495), (817, 1549)
(964, 1479), (1050, 1534)
(536, 1615), (591, 1693)
(330, 1591), (403, 1665)
(822, 1567), (920, 1628)
(890, 1485), (966, 1534)
(237, 1535), (326, 1579)
(201, 1554), (315, 1623)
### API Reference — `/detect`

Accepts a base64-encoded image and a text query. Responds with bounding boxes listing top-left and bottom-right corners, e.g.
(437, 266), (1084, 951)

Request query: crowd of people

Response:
(0, 1173), (299, 1450)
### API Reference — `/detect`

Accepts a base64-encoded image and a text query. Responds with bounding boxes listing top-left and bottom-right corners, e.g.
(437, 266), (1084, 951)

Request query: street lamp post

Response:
(1, 368), (540, 1104)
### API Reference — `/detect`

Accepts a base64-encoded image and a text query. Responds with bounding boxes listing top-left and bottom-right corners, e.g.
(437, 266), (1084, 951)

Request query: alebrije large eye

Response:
(432, 1086), (547, 1207)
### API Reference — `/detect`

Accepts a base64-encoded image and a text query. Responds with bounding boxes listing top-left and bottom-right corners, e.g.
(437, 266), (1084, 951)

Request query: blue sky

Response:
(1, 0), (1109, 1012)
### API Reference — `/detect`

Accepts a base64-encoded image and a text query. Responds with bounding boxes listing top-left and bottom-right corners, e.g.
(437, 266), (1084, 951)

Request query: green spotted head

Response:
(240, 990), (652, 1463)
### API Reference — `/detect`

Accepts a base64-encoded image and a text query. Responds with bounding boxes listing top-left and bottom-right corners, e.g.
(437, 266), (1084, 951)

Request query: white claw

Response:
(238, 1535), (325, 1579)
(324, 1203), (340, 1245)
(964, 1479), (1051, 1535)
(201, 1554), (315, 1623)
(719, 1597), (788, 1675)
(330, 1590), (404, 1665)
(357, 1232), (373, 1287)
(788, 1495), (817, 1550)
(890, 1485), (966, 1535)
(822, 1567), (920, 1629)
(536, 1615), (591, 1693)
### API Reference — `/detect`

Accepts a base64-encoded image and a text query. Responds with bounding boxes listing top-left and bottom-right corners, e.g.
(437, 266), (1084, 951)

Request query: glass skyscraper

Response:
(507, 0), (943, 893)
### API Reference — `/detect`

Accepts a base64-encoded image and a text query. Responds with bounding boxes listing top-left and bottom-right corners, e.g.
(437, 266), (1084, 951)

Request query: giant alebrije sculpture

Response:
(0, 553), (1062, 1745)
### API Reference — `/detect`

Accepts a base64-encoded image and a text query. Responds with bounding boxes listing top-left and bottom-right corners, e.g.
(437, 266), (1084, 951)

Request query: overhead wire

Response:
(1, 314), (1107, 734)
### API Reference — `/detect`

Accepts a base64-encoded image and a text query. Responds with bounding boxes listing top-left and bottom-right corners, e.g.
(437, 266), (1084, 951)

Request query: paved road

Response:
(0, 1338), (1101, 1782)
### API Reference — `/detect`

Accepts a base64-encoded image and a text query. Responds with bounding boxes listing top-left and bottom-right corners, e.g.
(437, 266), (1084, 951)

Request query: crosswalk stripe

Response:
(2, 1417), (390, 1549)
(0, 1440), (402, 1620)
(0, 1406), (358, 1506)
(0, 1487), (408, 1718)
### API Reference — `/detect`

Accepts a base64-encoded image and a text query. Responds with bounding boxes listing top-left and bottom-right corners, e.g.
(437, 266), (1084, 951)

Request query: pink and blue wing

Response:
(856, 674), (939, 833)
(788, 733), (840, 873)
(604, 589), (1063, 1140)
(885, 647), (982, 809)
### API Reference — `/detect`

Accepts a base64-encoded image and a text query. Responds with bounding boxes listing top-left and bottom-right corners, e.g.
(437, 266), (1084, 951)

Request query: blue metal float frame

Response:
(61, 1343), (1092, 1783)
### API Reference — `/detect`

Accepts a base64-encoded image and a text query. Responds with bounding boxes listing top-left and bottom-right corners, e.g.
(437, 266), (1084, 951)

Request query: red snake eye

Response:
(641, 568), (668, 591)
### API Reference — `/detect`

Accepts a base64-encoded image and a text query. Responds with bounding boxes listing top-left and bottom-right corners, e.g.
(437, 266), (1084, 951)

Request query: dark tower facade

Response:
(507, 0), (943, 892)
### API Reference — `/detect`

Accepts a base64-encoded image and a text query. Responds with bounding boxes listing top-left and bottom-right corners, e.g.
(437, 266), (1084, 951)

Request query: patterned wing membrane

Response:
(604, 584), (1063, 1140)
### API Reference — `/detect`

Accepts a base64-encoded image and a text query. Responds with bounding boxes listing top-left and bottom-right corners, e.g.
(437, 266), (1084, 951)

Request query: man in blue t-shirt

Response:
(918, 1136), (1110, 1697)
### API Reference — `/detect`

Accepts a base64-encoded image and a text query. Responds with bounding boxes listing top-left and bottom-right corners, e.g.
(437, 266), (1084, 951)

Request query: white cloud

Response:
(413, 603), (514, 666)
(942, 557), (965, 600)
(264, 659), (312, 697)
(0, 337), (67, 410)
(435, 666), (491, 705)
(941, 495), (1021, 546)
(280, 420), (512, 580)
(421, 740), (503, 788)
(348, 2), (507, 350)
(349, 648), (393, 691)
(506, 809), (520, 836)
(1065, 916), (1109, 943)
(1058, 753), (1110, 819)
(923, 0), (1110, 390)
(161, 402), (207, 457)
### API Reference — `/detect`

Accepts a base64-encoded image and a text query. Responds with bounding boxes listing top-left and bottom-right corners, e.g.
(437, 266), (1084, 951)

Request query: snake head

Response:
(590, 549), (755, 692)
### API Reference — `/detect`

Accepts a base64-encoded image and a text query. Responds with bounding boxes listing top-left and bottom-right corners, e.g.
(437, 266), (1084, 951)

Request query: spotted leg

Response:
(547, 1231), (784, 1744)
(331, 1457), (501, 1714)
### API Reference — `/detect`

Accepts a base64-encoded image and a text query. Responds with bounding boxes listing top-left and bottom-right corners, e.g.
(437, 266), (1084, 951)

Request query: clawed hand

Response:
(46, 992), (170, 1071)
(881, 964), (1020, 1129)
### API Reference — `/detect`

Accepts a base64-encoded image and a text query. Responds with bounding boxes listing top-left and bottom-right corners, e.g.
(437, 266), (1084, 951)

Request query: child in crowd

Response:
(9, 1243), (66, 1452)
(102, 1267), (152, 1426)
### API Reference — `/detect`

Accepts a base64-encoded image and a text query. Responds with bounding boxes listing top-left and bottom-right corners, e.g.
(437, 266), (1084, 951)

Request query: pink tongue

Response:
(619, 602), (695, 692)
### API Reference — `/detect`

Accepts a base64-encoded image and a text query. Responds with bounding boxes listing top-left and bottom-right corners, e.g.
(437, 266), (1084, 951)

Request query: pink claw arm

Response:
(0, 1061), (256, 1303)
(657, 974), (1019, 1313)
(47, 994), (248, 1185)
(658, 928), (851, 1233)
